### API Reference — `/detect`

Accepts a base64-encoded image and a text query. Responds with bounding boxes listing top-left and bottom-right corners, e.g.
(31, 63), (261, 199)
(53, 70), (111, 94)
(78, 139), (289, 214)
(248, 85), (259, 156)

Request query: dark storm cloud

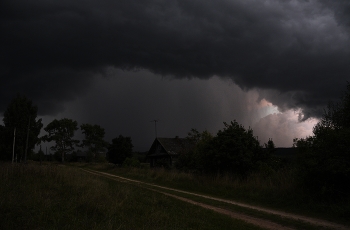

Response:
(1, 0), (349, 116)
(320, 1), (350, 27)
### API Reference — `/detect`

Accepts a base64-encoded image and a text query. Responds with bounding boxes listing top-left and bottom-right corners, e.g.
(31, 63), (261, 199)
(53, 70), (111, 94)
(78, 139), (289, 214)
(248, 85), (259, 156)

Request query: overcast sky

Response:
(1, 0), (349, 151)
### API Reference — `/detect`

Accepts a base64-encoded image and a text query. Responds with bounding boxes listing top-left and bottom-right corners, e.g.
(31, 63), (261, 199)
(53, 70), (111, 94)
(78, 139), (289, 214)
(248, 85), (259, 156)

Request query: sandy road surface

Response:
(81, 168), (349, 230)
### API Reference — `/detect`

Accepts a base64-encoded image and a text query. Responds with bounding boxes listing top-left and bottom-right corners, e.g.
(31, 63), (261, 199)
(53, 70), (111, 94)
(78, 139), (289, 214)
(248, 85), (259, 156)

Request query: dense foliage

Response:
(107, 135), (134, 165)
(177, 121), (272, 176)
(80, 124), (109, 161)
(294, 82), (350, 199)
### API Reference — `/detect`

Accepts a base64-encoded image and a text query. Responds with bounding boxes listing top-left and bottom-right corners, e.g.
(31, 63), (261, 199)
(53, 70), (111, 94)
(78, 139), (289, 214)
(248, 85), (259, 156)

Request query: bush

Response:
(123, 157), (141, 168)
(107, 135), (133, 165)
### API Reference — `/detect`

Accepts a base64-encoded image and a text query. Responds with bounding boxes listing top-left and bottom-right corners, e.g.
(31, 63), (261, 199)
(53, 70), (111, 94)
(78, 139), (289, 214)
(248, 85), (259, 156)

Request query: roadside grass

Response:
(0, 162), (265, 230)
(82, 163), (350, 226)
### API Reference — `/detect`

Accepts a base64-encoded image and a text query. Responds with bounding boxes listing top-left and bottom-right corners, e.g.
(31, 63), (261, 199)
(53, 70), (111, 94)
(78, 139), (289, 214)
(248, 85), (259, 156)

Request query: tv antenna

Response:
(150, 120), (159, 138)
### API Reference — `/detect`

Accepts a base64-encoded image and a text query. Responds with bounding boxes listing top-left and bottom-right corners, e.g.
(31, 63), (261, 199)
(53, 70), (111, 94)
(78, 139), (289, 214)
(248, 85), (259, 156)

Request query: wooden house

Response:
(147, 137), (193, 167)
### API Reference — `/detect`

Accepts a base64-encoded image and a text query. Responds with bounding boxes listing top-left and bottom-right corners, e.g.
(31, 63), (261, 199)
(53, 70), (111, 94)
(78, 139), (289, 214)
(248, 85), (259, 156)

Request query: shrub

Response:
(123, 157), (141, 168)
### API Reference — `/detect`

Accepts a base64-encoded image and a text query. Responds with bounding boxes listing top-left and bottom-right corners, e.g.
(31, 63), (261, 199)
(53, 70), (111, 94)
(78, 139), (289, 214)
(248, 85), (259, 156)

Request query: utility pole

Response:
(12, 127), (16, 164)
(150, 120), (159, 138)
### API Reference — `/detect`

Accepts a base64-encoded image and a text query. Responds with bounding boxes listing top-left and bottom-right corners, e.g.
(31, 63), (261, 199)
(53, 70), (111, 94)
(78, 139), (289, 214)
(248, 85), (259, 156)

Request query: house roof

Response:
(158, 137), (193, 155)
(147, 137), (194, 157)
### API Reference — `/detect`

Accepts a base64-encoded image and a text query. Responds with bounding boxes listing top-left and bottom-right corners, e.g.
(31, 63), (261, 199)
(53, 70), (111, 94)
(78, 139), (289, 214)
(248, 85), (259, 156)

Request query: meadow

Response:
(0, 162), (264, 230)
(1, 162), (349, 230)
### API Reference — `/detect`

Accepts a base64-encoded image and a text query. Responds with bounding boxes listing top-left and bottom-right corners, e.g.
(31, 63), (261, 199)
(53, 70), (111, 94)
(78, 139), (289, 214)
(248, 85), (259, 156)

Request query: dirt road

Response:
(81, 168), (349, 230)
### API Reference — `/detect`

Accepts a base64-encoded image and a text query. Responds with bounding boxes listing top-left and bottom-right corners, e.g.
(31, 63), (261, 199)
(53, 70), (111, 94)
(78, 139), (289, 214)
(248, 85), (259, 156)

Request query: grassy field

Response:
(82, 163), (350, 226)
(0, 162), (266, 230)
(1, 162), (349, 229)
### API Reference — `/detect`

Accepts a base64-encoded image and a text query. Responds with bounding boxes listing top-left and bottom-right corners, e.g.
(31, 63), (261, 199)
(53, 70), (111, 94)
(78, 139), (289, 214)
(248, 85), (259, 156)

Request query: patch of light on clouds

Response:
(244, 90), (319, 147)
(255, 99), (279, 120)
(253, 108), (318, 147)
(242, 90), (280, 125)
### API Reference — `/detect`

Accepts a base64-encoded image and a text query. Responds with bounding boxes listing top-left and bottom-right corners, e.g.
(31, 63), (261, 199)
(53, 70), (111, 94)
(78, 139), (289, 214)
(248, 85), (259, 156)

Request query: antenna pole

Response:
(151, 120), (159, 138)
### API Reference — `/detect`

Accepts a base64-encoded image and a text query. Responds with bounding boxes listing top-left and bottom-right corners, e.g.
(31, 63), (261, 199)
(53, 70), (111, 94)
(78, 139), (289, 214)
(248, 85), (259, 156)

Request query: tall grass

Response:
(0, 162), (263, 230)
(88, 164), (299, 199)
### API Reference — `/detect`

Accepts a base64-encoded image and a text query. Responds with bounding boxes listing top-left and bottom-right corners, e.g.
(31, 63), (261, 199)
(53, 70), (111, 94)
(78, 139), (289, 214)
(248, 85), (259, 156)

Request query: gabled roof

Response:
(147, 137), (194, 157)
(158, 137), (193, 155)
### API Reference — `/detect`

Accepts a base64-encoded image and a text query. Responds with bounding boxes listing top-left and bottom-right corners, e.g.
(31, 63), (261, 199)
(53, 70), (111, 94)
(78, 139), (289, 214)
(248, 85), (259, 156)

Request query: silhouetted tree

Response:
(107, 135), (133, 165)
(296, 82), (350, 199)
(80, 123), (109, 161)
(42, 118), (79, 163)
(210, 121), (261, 176)
(177, 121), (266, 176)
(264, 138), (275, 150)
(186, 128), (202, 144)
(0, 95), (43, 161)
(176, 129), (213, 172)
(259, 138), (275, 162)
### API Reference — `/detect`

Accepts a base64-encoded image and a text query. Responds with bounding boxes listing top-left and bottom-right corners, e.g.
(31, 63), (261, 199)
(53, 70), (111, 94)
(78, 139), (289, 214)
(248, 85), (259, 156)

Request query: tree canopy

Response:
(42, 118), (79, 162)
(80, 123), (109, 161)
(177, 121), (271, 176)
(213, 121), (261, 175)
(294, 82), (350, 198)
(107, 135), (133, 165)
(0, 95), (43, 161)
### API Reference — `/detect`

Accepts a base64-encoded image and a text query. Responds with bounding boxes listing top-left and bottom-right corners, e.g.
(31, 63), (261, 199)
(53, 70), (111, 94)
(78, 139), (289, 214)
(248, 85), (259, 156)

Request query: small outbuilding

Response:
(147, 137), (193, 168)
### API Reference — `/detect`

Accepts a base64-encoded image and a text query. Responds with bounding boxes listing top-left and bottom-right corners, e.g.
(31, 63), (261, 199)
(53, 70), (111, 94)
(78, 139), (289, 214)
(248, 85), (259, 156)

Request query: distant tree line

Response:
(0, 94), (134, 165)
